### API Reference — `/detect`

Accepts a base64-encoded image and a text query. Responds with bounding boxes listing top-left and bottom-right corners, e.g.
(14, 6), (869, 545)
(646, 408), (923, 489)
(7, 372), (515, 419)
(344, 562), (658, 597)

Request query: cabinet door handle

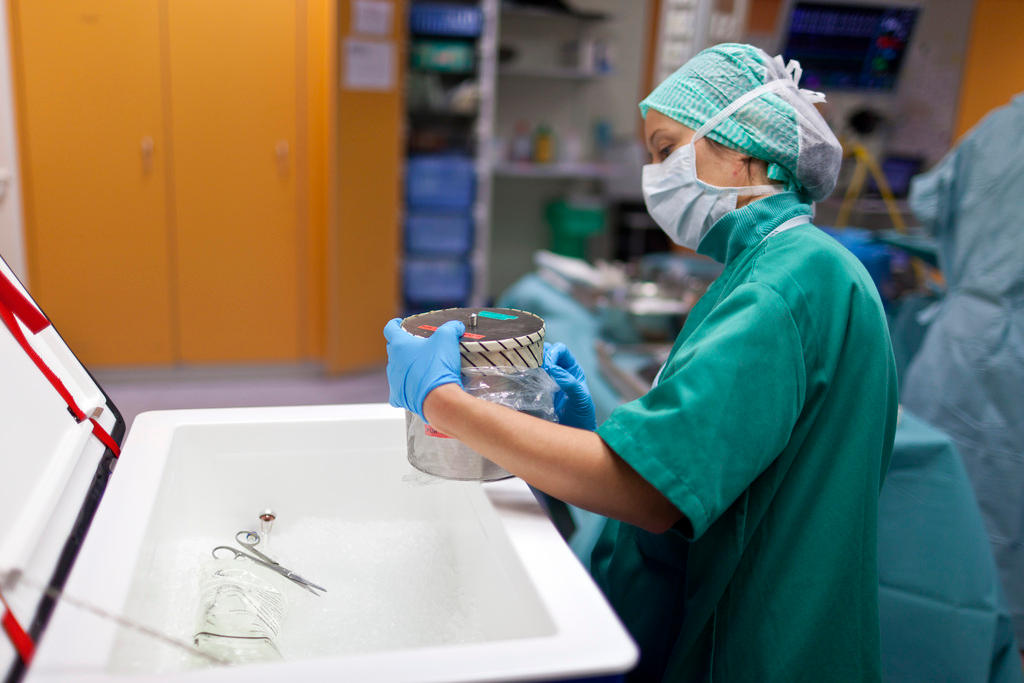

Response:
(0, 167), (10, 203)
(275, 140), (289, 175)
(141, 136), (155, 172)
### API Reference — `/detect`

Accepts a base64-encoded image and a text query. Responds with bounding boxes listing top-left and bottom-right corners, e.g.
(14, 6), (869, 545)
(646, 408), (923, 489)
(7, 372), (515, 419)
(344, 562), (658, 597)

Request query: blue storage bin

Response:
(406, 211), (474, 255)
(823, 227), (894, 302)
(403, 257), (472, 304)
(410, 3), (483, 37)
(406, 155), (475, 210)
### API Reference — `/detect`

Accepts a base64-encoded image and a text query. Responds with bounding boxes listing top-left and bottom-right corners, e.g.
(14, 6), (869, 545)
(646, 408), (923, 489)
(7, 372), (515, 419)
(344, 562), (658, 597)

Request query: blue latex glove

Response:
(383, 318), (465, 421)
(543, 342), (597, 431)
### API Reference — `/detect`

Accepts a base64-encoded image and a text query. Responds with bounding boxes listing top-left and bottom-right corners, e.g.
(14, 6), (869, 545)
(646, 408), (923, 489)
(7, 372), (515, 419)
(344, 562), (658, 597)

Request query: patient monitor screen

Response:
(781, 2), (919, 91)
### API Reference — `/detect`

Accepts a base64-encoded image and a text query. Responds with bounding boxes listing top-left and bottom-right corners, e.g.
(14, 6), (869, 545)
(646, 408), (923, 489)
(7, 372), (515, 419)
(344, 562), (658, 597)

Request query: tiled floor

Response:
(93, 364), (390, 431)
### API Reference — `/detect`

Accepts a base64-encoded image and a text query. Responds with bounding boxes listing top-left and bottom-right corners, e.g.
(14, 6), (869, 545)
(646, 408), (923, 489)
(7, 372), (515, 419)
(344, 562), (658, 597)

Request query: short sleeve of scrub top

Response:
(596, 281), (806, 539)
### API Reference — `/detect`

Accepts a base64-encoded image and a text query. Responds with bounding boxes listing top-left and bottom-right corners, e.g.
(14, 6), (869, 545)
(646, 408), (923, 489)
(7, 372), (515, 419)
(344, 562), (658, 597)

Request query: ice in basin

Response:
(28, 406), (635, 682)
(106, 420), (555, 673)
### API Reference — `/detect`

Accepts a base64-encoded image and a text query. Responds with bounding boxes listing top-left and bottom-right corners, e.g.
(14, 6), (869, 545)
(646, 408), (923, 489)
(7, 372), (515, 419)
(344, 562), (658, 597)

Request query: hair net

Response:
(640, 43), (842, 202)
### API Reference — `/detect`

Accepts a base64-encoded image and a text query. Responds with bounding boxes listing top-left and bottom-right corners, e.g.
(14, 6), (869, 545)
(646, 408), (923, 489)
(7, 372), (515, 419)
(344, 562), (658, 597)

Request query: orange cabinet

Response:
(955, 0), (1024, 138)
(165, 1), (302, 362)
(11, 1), (176, 365)
(11, 0), (309, 365)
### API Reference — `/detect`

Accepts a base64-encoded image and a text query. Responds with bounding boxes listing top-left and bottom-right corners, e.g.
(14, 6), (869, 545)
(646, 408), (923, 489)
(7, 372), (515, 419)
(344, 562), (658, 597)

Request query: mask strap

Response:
(728, 180), (784, 197)
(693, 55), (827, 143)
(690, 79), (789, 197)
(693, 78), (790, 141)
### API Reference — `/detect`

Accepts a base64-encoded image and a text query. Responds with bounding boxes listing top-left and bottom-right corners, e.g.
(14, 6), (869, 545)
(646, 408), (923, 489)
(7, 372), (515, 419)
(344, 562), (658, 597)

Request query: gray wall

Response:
(885, 0), (974, 164)
(0, 0), (27, 281)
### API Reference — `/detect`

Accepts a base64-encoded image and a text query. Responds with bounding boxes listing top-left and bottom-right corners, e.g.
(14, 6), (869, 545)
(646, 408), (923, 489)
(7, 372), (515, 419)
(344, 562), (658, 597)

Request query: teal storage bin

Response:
(410, 39), (475, 73)
(546, 199), (606, 259)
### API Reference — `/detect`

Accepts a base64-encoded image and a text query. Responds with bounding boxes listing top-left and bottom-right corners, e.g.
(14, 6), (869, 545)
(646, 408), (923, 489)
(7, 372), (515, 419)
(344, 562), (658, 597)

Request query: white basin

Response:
(27, 403), (637, 682)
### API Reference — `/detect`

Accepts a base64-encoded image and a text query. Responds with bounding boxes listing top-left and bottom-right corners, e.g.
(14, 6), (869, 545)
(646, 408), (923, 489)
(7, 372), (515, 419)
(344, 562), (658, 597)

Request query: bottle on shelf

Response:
(532, 124), (556, 164)
(592, 118), (614, 162)
(561, 128), (584, 165)
(510, 120), (533, 162)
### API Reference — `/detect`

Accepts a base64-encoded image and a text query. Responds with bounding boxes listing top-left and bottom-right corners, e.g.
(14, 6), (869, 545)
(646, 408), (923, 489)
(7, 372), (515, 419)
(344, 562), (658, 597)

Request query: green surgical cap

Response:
(640, 43), (805, 194)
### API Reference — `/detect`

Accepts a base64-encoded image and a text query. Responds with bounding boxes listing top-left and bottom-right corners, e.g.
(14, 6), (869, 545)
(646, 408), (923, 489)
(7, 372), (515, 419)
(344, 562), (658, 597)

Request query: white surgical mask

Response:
(642, 78), (800, 250)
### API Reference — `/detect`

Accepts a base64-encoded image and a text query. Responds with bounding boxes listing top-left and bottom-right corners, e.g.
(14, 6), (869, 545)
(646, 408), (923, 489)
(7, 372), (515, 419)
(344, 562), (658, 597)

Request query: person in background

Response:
(384, 44), (898, 682)
(900, 93), (1024, 663)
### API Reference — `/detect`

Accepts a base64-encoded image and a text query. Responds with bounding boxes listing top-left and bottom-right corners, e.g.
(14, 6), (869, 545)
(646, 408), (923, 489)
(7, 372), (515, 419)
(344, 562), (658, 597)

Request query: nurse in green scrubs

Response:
(384, 44), (898, 682)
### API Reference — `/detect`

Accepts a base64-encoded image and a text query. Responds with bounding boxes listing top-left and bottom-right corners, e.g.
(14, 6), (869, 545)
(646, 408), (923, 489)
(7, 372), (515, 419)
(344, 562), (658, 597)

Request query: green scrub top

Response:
(592, 193), (898, 682)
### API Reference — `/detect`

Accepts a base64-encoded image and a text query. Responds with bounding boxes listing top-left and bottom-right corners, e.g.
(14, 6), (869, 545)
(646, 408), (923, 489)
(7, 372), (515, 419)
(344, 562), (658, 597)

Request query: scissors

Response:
(212, 530), (327, 596)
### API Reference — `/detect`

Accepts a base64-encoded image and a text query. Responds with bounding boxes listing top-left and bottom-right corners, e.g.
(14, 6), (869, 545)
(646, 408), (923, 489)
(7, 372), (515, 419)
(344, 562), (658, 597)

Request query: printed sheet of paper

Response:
(343, 39), (395, 91)
(353, 0), (393, 36)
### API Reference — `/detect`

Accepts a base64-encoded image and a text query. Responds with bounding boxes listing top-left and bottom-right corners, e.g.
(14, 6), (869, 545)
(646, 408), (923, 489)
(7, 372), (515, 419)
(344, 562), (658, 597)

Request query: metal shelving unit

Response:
(498, 66), (612, 80)
(483, 1), (623, 298)
(403, 1), (644, 306)
(492, 160), (617, 179)
(499, 3), (607, 22)
(403, 0), (499, 310)
(470, 0), (500, 307)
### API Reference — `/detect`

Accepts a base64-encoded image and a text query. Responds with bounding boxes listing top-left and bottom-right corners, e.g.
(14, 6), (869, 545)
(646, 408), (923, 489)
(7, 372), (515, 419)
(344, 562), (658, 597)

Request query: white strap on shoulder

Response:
(758, 214), (811, 247)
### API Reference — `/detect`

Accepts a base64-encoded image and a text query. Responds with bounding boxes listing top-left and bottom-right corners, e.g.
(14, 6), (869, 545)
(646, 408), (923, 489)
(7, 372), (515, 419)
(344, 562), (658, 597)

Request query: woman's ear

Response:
(741, 155), (772, 184)
(725, 152), (754, 182)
